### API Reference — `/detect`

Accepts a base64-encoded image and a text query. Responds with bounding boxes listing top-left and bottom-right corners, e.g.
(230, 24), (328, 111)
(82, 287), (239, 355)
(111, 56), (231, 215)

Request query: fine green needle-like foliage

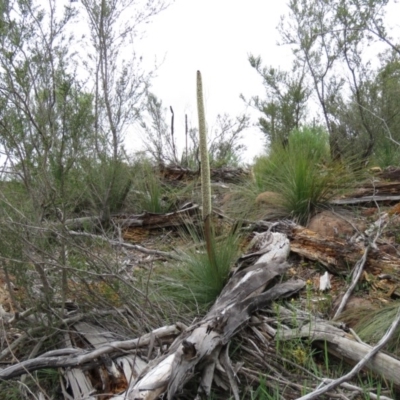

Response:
(161, 226), (240, 309)
(371, 139), (400, 168)
(253, 126), (356, 225)
(130, 159), (171, 213)
(340, 302), (400, 355)
(84, 158), (133, 216)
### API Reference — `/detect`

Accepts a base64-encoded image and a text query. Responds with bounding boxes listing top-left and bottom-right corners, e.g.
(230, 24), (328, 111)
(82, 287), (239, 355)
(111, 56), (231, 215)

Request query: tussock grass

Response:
(129, 160), (195, 213)
(158, 224), (241, 309)
(253, 127), (358, 225)
(339, 301), (400, 355)
(129, 160), (172, 213)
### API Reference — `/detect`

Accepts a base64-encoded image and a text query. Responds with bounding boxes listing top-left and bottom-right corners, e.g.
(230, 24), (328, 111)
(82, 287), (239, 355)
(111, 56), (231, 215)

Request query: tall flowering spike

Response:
(196, 70), (211, 220)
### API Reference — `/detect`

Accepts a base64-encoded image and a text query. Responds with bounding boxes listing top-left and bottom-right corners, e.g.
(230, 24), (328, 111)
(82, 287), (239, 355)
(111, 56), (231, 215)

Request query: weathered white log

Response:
(279, 320), (400, 389)
(0, 231), (304, 399)
(0, 325), (180, 380)
(330, 195), (400, 205)
(60, 333), (96, 400)
(120, 232), (304, 400)
(125, 280), (304, 400)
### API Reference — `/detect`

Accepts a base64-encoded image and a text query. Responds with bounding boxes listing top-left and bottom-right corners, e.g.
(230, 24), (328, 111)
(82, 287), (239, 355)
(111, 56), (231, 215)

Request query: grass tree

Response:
(253, 126), (357, 225)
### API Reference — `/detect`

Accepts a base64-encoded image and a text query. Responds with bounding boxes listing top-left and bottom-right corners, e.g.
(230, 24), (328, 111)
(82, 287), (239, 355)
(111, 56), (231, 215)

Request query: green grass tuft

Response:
(129, 160), (170, 213)
(341, 301), (400, 355)
(159, 225), (241, 309)
(253, 126), (358, 225)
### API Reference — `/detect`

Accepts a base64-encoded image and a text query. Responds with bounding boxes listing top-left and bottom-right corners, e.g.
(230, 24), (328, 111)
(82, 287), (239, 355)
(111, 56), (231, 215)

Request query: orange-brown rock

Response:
(307, 210), (361, 239)
(388, 203), (400, 215)
(360, 207), (378, 217)
(333, 296), (376, 320)
(255, 191), (282, 206)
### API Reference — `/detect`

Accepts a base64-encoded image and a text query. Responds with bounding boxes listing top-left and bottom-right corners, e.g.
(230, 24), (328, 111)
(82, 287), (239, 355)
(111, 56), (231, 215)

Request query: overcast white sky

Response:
(135, 0), (293, 162)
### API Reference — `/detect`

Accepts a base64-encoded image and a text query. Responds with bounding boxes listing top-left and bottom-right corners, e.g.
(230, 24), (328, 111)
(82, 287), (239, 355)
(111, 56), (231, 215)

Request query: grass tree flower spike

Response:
(196, 70), (215, 267)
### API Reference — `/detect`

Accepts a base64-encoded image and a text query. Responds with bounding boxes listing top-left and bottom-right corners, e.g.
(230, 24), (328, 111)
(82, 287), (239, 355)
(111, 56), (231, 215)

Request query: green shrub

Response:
(372, 139), (400, 168)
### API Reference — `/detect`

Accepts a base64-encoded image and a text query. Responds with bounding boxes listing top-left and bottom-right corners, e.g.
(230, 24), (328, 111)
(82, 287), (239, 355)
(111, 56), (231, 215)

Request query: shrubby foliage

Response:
(140, 92), (250, 168)
(0, 0), (169, 321)
(247, 55), (311, 148)
(251, 0), (400, 165)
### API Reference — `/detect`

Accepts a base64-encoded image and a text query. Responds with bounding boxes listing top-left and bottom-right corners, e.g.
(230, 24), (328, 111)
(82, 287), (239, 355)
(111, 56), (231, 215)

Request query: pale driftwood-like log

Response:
(120, 232), (305, 400)
(0, 325), (181, 380)
(330, 195), (400, 205)
(297, 306), (400, 400)
(125, 280), (305, 400)
(283, 224), (400, 276)
(279, 319), (400, 390)
(0, 232), (304, 399)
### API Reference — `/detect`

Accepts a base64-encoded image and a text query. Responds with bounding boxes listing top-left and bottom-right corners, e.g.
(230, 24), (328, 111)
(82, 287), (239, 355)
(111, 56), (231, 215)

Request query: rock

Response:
(332, 296), (376, 321)
(255, 191), (282, 206)
(307, 210), (361, 239)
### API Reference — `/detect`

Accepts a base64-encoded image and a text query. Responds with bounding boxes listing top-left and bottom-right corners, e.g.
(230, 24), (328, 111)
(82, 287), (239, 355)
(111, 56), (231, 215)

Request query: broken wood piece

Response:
(284, 224), (400, 277)
(0, 325), (180, 380)
(124, 230), (305, 400)
(73, 322), (126, 393)
(279, 319), (400, 390)
(319, 271), (331, 291)
(61, 333), (96, 400)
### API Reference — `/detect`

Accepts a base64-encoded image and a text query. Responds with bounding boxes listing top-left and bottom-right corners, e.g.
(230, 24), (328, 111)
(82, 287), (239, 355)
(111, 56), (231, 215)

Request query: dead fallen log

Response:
(124, 278), (305, 400)
(330, 195), (400, 205)
(115, 202), (199, 230)
(279, 318), (400, 390)
(281, 224), (400, 277)
(330, 180), (400, 204)
(346, 181), (400, 197)
(61, 203), (199, 232)
(121, 232), (305, 400)
(0, 325), (181, 381)
(159, 164), (251, 184)
(0, 232), (305, 398)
